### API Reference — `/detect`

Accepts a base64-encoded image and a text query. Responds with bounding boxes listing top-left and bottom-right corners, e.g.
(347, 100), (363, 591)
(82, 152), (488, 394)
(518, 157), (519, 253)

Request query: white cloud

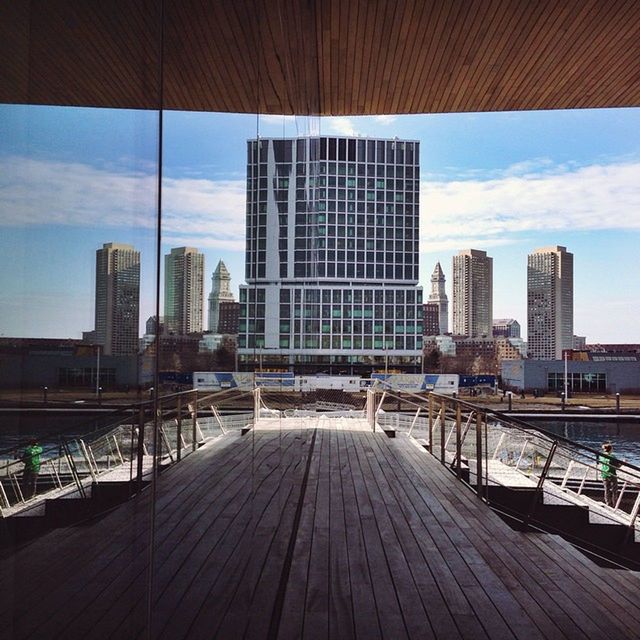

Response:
(0, 156), (157, 229)
(323, 116), (358, 136)
(420, 161), (640, 252)
(373, 115), (398, 125)
(0, 156), (246, 251)
(2, 155), (638, 257)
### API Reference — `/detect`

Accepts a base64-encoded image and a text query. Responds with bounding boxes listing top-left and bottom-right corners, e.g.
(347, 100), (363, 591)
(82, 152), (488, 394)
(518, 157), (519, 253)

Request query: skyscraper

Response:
(208, 260), (235, 333)
(238, 136), (423, 371)
(527, 245), (574, 359)
(428, 262), (448, 334)
(164, 247), (204, 335)
(94, 242), (140, 355)
(452, 249), (493, 337)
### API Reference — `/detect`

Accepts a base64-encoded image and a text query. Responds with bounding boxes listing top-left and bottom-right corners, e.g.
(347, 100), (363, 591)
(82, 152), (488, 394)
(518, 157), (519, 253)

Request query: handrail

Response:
(415, 392), (640, 567)
(0, 389), (254, 517)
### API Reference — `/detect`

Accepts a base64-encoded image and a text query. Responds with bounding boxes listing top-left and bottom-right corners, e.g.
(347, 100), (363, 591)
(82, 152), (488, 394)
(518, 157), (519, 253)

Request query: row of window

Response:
(248, 138), (419, 166)
(547, 372), (606, 392)
(239, 335), (423, 351)
(248, 176), (420, 191)
(239, 287), (423, 304)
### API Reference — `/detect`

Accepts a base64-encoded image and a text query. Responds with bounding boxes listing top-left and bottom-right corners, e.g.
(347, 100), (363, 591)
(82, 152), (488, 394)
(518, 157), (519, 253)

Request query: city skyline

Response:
(0, 105), (639, 343)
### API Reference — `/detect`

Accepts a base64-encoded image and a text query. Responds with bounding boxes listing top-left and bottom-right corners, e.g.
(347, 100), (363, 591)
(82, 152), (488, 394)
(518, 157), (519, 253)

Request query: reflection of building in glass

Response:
(238, 136), (423, 372)
(452, 249), (492, 338)
(165, 247), (204, 335)
(428, 262), (448, 334)
(95, 243), (140, 356)
(208, 260), (235, 332)
(527, 246), (573, 360)
(493, 318), (521, 339)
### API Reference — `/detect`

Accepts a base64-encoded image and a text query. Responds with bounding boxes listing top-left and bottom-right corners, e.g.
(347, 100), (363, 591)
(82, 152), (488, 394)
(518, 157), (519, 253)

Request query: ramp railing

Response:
(0, 388), (253, 517)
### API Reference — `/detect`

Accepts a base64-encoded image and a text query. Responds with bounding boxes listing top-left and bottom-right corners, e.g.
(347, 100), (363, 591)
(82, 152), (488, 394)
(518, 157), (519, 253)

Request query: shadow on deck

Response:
(3, 427), (640, 639)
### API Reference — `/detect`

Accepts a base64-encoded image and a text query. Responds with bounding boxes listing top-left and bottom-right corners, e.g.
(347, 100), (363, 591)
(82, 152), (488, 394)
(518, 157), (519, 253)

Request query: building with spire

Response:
(452, 249), (493, 338)
(164, 247), (204, 335)
(208, 260), (236, 333)
(428, 262), (448, 335)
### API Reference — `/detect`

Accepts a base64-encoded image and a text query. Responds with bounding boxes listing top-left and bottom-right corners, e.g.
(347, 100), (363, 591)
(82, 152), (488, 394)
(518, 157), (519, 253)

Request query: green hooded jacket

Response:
(22, 444), (43, 472)
(599, 453), (619, 480)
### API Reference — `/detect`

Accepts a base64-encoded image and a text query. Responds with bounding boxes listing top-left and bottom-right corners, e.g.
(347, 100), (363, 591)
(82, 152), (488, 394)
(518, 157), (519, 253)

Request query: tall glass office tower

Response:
(238, 136), (423, 372)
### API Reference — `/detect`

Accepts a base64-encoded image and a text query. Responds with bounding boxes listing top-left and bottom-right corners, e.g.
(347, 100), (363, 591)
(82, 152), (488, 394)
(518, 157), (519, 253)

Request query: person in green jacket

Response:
(21, 438), (43, 500)
(599, 442), (620, 508)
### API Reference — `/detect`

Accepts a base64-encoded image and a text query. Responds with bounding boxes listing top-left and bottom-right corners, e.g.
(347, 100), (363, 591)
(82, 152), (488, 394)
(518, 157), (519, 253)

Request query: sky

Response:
(0, 104), (639, 343)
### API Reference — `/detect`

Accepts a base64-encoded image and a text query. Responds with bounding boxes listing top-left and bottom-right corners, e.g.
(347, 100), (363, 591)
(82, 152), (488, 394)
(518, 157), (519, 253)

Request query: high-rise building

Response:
(208, 260), (235, 333)
(238, 136), (423, 372)
(164, 247), (204, 335)
(428, 261), (448, 334)
(452, 249), (493, 337)
(527, 245), (573, 360)
(423, 302), (440, 336)
(94, 242), (140, 355)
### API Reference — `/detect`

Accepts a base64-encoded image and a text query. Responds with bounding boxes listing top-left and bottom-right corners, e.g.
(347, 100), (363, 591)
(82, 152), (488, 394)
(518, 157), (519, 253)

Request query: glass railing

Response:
(409, 392), (640, 551)
(0, 388), (255, 517)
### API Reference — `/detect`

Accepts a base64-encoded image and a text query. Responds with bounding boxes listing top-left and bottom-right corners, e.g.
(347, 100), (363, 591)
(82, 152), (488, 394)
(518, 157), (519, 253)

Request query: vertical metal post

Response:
(192, 390), (198, 451)
(440, 399), (446, 465)
(156, 399), (163, 462)
(525, 441), (557, 529)
(428, 394), (434, 453)
(455, 403), (462, 478)
(176, 395), (182, 462)
(476, 411), (483, 498)
(136, 406), (145, 492)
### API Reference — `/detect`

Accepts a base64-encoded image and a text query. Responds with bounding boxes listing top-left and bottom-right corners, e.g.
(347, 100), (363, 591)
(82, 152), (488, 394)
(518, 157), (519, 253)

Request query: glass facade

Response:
(548, 372), (606, 392)
(240, 137), (423, 367)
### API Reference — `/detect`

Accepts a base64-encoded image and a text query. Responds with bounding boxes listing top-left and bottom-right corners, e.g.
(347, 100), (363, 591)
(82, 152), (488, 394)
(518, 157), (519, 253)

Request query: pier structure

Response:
(4, 388), (640, 638)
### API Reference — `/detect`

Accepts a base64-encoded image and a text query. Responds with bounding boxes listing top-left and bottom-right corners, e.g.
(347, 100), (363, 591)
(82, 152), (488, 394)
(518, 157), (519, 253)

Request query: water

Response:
(529, 419), (640, 467)
(0, 411), (122, 454)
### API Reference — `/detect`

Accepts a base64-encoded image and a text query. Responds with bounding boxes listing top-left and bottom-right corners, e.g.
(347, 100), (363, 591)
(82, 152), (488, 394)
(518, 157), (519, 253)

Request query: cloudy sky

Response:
(0, 104), (638, 342)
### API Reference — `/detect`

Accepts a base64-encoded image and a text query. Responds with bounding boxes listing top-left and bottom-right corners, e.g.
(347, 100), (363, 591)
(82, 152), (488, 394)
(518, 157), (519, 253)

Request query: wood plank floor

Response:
(3, 428), (640, 639)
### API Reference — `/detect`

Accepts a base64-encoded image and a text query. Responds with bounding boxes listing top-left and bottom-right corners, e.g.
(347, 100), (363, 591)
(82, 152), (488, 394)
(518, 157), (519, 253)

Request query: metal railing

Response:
(0, 388), (254, 517)
(415, 392), (640, 545)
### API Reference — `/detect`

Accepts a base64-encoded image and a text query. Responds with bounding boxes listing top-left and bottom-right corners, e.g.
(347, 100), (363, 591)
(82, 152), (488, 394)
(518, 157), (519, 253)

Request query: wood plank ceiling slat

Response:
(553, 0), (638, 110)
(1, 0), (638, 114)
(404, 1), (442, 114)
(453, 0), (521, 114)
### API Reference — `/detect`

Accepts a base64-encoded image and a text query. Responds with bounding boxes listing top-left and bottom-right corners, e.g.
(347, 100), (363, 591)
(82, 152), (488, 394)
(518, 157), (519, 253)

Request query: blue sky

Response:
(0, 104), (638, 342)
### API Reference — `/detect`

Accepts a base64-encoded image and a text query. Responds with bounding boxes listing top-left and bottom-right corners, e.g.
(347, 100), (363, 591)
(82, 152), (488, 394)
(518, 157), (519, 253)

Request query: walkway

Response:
(3, 426), (640, 639)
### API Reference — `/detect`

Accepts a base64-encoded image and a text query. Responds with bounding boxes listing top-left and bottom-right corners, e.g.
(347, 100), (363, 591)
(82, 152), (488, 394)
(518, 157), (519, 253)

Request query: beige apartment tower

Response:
(452, 249), (493, 337)
(527, 245), (574, 360)
(164, 247), (204, 335)
(94, 242), (140, 355)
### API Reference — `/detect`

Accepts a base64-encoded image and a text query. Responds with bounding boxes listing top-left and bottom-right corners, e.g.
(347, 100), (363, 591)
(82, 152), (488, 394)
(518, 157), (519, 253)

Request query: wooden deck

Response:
(3, 427), (640, 639)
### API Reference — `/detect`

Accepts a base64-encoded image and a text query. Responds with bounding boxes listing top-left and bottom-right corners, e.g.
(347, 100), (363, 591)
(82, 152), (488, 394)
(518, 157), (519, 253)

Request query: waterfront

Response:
(530, 419), (640, 466)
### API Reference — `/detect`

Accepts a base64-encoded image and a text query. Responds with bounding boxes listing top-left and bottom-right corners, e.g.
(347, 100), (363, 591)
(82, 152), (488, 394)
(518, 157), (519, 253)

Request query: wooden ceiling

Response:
(1, 0), (639, 115)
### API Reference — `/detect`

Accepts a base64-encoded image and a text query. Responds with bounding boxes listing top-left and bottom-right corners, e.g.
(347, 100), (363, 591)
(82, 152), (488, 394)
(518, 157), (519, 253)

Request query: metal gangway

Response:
(0, 388), (254, 517)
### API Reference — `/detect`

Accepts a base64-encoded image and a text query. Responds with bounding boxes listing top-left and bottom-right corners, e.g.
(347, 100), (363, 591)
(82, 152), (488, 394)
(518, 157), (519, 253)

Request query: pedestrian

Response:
(599, 442), (620, 508)
(21, 438), (43, 500)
